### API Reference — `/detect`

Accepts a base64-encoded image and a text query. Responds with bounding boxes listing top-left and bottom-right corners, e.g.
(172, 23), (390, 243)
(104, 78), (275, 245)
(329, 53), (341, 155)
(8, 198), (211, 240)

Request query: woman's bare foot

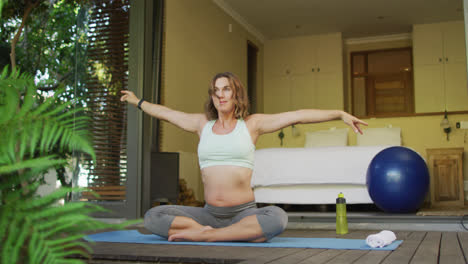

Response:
(168, 226), (213, 242)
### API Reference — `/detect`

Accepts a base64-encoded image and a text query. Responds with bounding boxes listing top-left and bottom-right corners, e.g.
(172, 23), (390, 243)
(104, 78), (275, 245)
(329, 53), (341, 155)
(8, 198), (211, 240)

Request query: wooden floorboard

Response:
(352, 250), (391, 264)
(265, 249), (326, 264)
(458, 232), (468, 263)
(325, 250), (369, 264)
(381, 232), (425, 264)
(82, 229), (468, 264)
(297, 249), (346, 264)
(236, 248), (304, 264)
(410, 231), (441, 264)
(439, 232), (466, 264)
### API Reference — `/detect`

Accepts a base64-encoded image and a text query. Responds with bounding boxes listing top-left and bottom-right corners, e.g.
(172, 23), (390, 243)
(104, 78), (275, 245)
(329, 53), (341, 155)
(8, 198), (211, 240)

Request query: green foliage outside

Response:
(1, 0), (92, 190)
(0, 68), (136, 263)
(1, 0), (89, 103)
(0, 0), (4, 17)
(0, 2), (138, 263)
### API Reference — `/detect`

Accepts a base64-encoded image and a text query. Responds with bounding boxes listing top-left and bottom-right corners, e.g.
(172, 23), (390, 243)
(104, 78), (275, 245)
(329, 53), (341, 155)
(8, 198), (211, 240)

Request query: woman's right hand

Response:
(120, 90), (139, 106)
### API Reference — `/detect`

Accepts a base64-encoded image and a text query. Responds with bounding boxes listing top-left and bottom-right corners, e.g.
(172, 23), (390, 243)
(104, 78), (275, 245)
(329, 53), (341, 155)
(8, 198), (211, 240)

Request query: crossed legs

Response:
(167, 215), (266, 242)
(143, 204), (287, 242)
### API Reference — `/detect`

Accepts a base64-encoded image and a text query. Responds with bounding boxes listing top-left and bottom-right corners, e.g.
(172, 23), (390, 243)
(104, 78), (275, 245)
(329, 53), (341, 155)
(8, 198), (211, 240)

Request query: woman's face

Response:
(212, 77), (235, 114)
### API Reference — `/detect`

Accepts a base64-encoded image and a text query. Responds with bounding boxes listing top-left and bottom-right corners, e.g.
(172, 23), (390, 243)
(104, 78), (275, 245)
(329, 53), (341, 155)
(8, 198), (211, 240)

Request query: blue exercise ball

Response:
(366, 146), (429, 213)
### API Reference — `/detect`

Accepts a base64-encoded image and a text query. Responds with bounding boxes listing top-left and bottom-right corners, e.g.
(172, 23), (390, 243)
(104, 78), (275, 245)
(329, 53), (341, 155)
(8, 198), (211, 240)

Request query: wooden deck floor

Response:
(83, 228), (468, 264)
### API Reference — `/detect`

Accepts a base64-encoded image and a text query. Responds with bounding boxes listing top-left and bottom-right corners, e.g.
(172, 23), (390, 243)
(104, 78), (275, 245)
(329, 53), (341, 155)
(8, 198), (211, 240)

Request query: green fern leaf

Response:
(28, 228), (40, 263)
(19, 187), (96, 212)
(61, 115), (91, 126)
(44, 122), (59, 152)
(0, 80), (20, 125)
(55, 241), (92, 254)
(0, 65), (9, 78)
(2, 214), (20, 264)
(18, 121), (30, 162)
(29, 120), (43, 158)
(50, 126), (64, 149)
(30, 95), (56, 117)
(42, 251), (55, 264)
(59, 129), (70, 152)
(39, 120), (52, 155)
(29, 202), (105, 221)
(0, 156), (66, 175)
(48, 239), (93, 254)
(37, 214), (93, 233)
(19, 187), (73, 210)
(0, 207), (12, 246)
(55, 107), (87, 122)
(2, 181), (41, 204)
(10, 68), (20, 79)
(6, 127), (17, 163)
(46, 233), (89, 247)
(68, 136), (96, 161)
(43, 218), (109, 239)
(41, 100), (73, 118)
(0, 168), (47, 192)
(51, 240), (93, 253)
(1, 69), (134, 264)
(16, 81), (36, 118)
(10, 216), (31, 264)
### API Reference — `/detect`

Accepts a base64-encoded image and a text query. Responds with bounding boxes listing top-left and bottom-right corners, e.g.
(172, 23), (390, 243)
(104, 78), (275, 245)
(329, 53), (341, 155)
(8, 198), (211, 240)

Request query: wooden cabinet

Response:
(426, 148), (465, 208)
(413, 21), (468, 113)
(264, 33), (343, 113)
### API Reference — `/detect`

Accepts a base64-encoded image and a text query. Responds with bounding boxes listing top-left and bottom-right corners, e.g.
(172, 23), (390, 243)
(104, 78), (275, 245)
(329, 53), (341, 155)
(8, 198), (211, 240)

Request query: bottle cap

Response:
(336, 192), (346, 204)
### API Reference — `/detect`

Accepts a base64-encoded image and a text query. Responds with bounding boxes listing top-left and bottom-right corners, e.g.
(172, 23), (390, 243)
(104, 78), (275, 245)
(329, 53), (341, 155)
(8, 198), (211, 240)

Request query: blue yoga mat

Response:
(85, 230), (402, 251)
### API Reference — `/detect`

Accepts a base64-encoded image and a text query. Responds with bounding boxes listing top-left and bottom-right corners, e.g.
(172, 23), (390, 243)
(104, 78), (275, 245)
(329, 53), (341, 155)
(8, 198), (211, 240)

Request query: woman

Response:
(120, 72), (367, 242)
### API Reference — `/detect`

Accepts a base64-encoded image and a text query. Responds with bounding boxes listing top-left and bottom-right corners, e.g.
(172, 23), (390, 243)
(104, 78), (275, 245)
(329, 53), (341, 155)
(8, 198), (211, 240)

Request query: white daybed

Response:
(251, 146), (389, 204)
(251, 127), (402, 205)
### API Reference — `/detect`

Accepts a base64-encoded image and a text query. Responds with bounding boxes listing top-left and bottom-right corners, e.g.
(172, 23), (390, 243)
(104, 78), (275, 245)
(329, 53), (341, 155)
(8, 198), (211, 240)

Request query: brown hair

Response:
(204, 72), (250, 120)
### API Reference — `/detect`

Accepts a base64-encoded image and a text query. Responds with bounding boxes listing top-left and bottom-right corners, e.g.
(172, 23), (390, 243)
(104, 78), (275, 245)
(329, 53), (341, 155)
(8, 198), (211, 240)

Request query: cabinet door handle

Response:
(439, 58), (442, 62)
(311, 68), (315, 72)
(317, 67), (320, 72)
(446, 57), (448, 62)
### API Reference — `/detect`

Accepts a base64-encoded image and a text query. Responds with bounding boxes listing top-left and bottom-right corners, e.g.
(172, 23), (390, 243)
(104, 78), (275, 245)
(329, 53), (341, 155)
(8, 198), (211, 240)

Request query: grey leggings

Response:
(144, 201), (288, 241)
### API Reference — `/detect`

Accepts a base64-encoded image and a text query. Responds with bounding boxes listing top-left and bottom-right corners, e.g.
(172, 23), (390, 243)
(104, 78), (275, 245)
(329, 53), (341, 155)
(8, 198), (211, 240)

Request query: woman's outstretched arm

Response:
(249, 109), (367, 137)
(120, 90), (206, 134)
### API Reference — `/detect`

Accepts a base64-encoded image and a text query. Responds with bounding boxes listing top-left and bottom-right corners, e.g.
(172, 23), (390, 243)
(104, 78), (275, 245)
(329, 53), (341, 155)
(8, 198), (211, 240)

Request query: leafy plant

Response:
(0, 68), (132, 263)
(1, 0), (93, 193)
(1, 0), (89, 96)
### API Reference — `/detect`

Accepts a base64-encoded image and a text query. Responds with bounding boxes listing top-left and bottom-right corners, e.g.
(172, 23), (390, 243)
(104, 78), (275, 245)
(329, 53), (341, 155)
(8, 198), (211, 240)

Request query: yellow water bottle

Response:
(336, 192), (348, 235)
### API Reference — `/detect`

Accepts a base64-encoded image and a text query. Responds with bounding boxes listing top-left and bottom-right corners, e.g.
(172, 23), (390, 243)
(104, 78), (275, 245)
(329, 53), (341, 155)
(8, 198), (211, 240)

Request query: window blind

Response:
(82, 0), (130, 201)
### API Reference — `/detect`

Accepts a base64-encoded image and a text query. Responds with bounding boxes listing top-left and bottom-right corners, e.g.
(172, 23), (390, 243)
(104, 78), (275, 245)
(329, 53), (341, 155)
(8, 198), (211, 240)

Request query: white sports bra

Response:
(197, 119), (255, 169)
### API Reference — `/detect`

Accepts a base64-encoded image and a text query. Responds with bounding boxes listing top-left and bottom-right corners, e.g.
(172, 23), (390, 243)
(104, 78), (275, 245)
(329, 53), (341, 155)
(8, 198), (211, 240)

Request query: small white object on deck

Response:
(365, 230), (397, 248)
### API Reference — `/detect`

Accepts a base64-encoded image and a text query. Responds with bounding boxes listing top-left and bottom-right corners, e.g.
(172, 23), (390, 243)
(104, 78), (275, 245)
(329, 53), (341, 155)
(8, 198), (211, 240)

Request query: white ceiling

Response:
(216, 0), (464, 40)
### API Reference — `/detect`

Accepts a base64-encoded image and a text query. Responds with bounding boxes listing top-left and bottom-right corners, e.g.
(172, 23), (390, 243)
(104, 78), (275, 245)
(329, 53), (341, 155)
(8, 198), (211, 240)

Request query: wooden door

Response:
(427, 148), (465, 208)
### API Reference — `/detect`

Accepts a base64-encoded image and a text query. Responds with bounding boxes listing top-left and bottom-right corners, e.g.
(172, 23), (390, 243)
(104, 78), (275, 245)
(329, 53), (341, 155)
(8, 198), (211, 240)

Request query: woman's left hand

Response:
(341, 112), (368, 134)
